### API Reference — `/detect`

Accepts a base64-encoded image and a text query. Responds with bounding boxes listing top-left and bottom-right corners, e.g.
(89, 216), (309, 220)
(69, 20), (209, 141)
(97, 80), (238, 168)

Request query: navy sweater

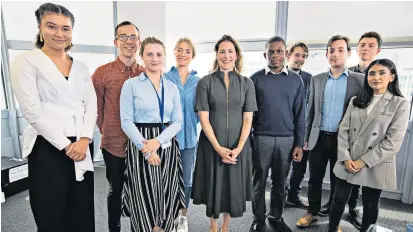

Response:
(250, 69), (305, 147)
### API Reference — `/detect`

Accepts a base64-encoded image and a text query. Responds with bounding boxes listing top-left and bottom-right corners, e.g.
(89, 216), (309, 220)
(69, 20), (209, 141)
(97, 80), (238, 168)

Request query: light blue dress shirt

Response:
(120, 72), (183, 150)
(164, 66), (200, 150)
(320, 68), (348, 132)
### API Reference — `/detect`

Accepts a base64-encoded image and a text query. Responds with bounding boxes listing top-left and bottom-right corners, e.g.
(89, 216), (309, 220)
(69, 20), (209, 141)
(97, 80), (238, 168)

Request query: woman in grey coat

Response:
(329, 59), (410, 232)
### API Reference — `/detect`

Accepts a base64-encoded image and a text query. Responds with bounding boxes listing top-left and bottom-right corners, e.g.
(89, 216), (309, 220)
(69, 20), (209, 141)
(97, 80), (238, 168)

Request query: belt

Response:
(320, 131), (338, 137)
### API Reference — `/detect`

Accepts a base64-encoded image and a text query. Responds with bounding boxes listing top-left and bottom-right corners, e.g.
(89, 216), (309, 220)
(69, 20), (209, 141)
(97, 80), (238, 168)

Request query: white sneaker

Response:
(177, 215), (188, 232)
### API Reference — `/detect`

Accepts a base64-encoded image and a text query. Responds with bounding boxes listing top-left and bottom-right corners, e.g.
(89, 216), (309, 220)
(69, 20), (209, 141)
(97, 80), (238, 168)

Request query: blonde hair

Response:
(212, 35), (243, 74)
(174, 37), (196, 58)
(139, 37), (165, 56)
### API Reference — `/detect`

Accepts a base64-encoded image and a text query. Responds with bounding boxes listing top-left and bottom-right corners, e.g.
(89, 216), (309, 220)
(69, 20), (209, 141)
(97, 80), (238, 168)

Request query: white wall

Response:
(117, 1), (166, 42)
(2, 1), (114, 46)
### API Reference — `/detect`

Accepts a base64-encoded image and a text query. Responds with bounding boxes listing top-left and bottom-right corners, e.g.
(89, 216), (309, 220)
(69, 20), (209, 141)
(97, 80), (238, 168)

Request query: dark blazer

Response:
(299, 70), (312, 106)
(305, 70), (364, 150)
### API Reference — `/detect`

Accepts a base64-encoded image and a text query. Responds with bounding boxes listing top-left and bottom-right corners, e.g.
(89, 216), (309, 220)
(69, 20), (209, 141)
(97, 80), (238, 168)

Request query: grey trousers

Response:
(251, 135), (294, 223)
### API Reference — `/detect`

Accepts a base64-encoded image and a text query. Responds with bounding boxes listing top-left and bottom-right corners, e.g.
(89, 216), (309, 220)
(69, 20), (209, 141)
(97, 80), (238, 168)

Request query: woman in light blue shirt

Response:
(164, 38), (200, 232)
(120, 37), (184, 232)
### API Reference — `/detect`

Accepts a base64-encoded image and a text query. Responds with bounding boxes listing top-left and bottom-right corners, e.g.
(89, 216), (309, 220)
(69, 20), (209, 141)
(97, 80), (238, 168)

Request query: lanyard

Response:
(146, 73), (165, 130)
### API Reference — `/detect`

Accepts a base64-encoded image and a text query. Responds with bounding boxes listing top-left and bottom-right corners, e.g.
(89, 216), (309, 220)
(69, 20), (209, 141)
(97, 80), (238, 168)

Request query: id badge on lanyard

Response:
(147, 73), (165, 131)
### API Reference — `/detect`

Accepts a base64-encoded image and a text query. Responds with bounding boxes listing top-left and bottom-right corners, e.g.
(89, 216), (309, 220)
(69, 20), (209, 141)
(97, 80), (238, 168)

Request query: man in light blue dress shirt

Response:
(297, 35), (364, 229)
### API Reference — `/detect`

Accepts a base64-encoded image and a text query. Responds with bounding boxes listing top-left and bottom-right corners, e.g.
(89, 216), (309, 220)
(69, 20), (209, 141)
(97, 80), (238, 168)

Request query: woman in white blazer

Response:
(10, 3), (97, 232)
(328, 59), (410, 232)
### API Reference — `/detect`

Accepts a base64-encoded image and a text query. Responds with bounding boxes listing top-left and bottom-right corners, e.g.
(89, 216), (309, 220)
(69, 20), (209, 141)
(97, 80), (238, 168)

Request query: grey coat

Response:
(305, 70), (364, 150)
(334, 92), (410, 190)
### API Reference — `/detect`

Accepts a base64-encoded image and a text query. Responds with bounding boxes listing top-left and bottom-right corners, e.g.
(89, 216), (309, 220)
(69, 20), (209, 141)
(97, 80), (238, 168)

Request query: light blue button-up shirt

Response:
(120, 72), (183, 150)
(164, 66), (200, 150)
(320, 68), (348, 132)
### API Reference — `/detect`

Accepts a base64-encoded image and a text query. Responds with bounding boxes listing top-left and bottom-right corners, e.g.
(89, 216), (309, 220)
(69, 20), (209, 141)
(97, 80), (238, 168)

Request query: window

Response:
(287, 2), (413, 42)
(165, 1), (277, 43)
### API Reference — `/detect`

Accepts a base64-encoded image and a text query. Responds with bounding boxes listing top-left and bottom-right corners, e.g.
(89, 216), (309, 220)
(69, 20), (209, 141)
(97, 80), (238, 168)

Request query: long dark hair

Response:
(353, 59), (404, 109)
(35, 3), (75, 52)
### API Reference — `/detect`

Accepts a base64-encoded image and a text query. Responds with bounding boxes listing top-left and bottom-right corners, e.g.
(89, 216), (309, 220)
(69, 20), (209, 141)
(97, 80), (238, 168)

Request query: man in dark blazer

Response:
(285, 42), (312, 209)
(296, 35), (364, 229)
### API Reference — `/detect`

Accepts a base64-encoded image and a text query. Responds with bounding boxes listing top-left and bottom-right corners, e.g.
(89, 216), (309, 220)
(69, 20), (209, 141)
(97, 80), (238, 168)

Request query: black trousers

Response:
(252, 135), (294, 223)
(329, 178), (382, 232)
(307, 132), (359, 214)
(28, 136), (95, 232)
(287, 150), (309, 199)
(102, 149), (126, 232)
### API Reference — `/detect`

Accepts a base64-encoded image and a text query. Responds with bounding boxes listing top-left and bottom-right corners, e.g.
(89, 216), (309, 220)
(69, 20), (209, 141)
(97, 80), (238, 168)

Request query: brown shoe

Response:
(296, 213), (318, 228)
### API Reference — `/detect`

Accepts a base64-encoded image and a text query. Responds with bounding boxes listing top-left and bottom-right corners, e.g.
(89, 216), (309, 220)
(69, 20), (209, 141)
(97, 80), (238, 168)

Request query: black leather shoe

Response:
(287, 197), (309, 209)
(249, 221), (266, 232)
(348, 208), (362, 229)
(268, 218), (292, 232)
(318, 201), (331, 217)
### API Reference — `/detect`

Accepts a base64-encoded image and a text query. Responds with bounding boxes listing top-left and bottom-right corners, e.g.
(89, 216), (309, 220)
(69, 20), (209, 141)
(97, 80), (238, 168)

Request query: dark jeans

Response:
(307, 132), (338, 214)
(29, 136), (95, 232)
(102, 149), (126, 232)
(252, 135), (294, 223)
(287, 150), (309, 199)
(307, 132), (359, 214)
(329, 177), (382, 232)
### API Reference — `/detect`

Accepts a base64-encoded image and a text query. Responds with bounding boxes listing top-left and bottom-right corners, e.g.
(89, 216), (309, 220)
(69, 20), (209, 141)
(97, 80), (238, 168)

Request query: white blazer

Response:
(10, 49), (97, 181)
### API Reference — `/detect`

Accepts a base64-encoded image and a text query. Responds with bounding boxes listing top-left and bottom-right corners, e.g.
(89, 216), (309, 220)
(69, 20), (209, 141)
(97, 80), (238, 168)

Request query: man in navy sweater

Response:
(250, 36), (305, 232)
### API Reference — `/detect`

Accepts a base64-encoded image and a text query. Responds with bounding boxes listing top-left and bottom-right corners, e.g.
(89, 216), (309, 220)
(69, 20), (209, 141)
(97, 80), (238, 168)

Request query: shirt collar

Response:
(286, 66), (301, 75)
(170, 66), (197, 75)
(138, 72), (165, 81)
(265, 65), (288, 75)
(115, 57), (140, 74)
(328, 67), (349, 78)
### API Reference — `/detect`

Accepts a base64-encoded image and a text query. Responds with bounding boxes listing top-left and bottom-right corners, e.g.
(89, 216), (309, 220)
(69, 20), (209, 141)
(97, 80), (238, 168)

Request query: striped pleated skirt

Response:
(121, 123), (185, 232)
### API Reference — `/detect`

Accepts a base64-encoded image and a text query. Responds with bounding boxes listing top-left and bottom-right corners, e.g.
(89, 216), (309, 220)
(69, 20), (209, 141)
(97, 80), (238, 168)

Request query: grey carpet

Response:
(2, 166), (412, 232)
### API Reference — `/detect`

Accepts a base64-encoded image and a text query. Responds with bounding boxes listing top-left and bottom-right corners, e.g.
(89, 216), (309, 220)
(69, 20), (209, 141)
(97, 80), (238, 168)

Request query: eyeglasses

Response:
(116, 34), (139, 42)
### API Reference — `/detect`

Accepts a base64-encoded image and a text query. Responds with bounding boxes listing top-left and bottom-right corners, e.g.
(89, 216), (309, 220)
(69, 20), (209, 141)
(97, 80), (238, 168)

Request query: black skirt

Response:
(121, 123), (185, 232)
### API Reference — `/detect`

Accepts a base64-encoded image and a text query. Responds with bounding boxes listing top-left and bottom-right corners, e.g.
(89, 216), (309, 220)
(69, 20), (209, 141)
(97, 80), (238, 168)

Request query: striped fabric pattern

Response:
(121, 123), (185, 232)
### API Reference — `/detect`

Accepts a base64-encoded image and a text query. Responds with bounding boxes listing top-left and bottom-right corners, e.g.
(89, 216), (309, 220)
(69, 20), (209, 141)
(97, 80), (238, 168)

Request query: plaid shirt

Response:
(92, 57), (145, 157)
